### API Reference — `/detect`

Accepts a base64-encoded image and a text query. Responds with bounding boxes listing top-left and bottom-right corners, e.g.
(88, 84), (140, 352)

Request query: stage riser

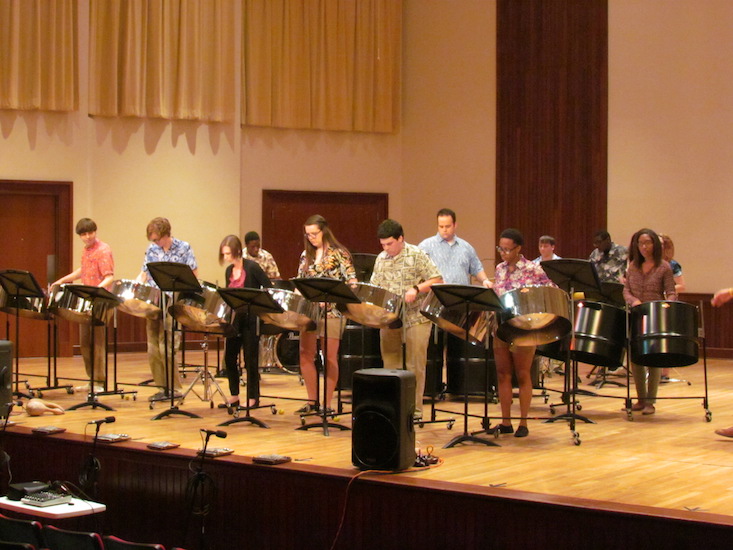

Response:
(5, 431), (733, 549)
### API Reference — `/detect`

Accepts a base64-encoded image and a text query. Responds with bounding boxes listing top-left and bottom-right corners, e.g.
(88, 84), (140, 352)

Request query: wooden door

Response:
(0, 181), (73, 357)
(262, 190), (389, 280)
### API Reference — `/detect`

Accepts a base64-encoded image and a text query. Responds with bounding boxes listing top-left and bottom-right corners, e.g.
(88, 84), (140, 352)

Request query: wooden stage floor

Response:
(7, 350), (733, 523)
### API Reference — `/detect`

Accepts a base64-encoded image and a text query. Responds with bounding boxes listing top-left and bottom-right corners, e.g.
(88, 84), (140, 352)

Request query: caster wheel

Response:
(627, 412), (633, 421)
(418, 422), (425, 429)
(149, 403), (154, 410)
(300, 417), (306, 426)
(67, 388), (74, 394)
(448, 421), (455, 430)
(549, 407), (556, 415)
(573, 435), (581, 446)
(543, 396), (549, 404)
(493, 430), (499, 439)
(577, 404), (582, 411)
(36, 392), (43, 398)
(210, 402), (214, 409)
(706, 411), (712, 422)
(271, 406), (277, 415)
(133, 395), (137, 401)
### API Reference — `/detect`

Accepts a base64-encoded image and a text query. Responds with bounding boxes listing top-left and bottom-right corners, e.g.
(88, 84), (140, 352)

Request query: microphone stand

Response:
(79, 418), (114, 500)
(185, 429), (226, 550)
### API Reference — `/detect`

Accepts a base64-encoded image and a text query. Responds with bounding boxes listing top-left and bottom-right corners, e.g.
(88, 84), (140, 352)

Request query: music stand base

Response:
(218, 414), (270, 429)
(443, 433), (499, 448)
(544, 413), (595, 424)
(151, 406), (201, 420)
(67, 398), (115, 411)
(296, 415), (351, 436)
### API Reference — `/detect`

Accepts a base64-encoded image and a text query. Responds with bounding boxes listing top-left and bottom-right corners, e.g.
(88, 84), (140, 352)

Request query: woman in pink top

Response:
(623, 228), (677, 415)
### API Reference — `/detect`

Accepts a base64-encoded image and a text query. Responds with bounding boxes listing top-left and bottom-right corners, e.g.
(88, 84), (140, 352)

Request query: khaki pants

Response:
(379, 321), (432, 414)
(146, 315), (182, 389)
(79, 320), (108, 384)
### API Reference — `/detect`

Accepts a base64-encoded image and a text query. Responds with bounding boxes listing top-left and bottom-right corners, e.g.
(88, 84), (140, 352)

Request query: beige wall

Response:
(609, 0), (733, 292)
(2, 0), (730, 293)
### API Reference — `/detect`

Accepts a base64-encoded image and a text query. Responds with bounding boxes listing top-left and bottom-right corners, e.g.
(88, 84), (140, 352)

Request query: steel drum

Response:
(570, 301), (627, 368)
(0, 285), (49, 320)
(419, 289), (489, 345)
(47, 284), (105, 325)
(169, 281), (232, 333)
(630, 300), (699, 367)
(337, 282), (403, 329)
(259, 288), (317, 331)
(111, 279), (161, 319)
(497, 285), (571, 346)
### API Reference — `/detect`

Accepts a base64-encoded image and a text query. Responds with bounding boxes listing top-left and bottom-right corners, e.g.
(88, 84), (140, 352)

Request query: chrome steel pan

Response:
(630, 300), (698, 367)
(0, 285), (49, 320)
(419, 290), (489, 344)
(337, 283), (403, 329)
(169, 281), (232, 334)
(260, 288), (317, 331)
(111, 279), (161, 319)
(497, 285), (571, 346)
(48, 284), (105, 325)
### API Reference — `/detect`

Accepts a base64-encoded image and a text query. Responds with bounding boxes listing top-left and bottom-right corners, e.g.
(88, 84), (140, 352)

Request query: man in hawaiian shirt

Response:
(589, 230), (628, 283)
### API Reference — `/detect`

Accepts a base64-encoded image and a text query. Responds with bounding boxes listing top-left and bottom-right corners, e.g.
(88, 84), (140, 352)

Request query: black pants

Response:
(224, 313), (259, 401)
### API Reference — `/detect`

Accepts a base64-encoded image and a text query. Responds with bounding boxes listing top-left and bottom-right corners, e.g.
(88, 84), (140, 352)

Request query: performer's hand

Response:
(405, 288), (419, 304)
(712, 288), (733, 307)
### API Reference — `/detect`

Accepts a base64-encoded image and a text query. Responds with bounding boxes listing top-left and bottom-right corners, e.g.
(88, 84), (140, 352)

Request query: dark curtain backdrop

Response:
(496, 0), (608, 260)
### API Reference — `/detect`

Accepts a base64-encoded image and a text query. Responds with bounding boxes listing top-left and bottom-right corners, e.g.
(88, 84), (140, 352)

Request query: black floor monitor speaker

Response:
(0, 340), (12, 419)
(352, 368), (416, 471)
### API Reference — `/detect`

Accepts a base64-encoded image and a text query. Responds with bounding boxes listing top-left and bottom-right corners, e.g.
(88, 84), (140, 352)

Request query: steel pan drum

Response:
(169, 281), (231, 333)
(420, 290), (489, 345)
(260, 288), (317, 331)
(0, 285), (49, 320)
(48, 284), (104, 325)
(497, 286), (571, 346)
(630, 301), (698, 367)
(111, 279), (161, 319)
(571, 301), (627, 368)
(337, 283), (403, 329)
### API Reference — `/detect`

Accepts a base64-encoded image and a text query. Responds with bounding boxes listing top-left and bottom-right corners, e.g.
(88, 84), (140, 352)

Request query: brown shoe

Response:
(631, 401), (645, 411)
(642, 404), (655, 415)
(715, 426), (733, 438)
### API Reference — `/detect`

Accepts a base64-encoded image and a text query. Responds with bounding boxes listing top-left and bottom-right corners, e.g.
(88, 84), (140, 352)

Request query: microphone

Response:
(88, 416), (116, 426)
(200, 428), (227, 439)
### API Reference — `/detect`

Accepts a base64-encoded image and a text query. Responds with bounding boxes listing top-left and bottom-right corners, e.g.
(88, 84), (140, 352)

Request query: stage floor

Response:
(7, 349), (733, 522)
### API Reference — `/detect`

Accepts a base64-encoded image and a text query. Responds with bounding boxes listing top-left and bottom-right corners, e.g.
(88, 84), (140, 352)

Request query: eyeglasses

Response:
(304, 230), (322, 239)
(496, 245), (518, 255)
(638, 240), (655, 248)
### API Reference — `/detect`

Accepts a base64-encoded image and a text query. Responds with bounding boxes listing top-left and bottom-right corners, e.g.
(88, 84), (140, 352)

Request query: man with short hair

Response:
(418, 208), (492, 287)
(244, 231), (281, 280)
(136, 217), (198, 400)
(52, 218), (114, 391)
(370, 219), (443, 418)
(533, 235), (561, 264)
(589, 230), (628, 283)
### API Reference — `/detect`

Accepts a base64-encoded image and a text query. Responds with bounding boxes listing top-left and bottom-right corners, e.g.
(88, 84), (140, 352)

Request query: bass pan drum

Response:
(630, 300), (699, 367)
(571, 301), (627, 368)
(497, 286), (571, 346)
(420, 289), (490, 345)
(337, 282), (402, 329)
(111, 279), (161, 319)
(0, 285), (49, 320)
(169, 281), (231, 333)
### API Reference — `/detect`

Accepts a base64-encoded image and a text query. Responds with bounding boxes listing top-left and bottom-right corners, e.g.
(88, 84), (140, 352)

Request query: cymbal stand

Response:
(181, 331), (228, 407)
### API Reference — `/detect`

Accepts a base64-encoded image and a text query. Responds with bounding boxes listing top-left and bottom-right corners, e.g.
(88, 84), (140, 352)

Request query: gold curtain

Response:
(89, 0), (235, 121)
(243, 0), (402, 133)
(0, 0), (78, 112)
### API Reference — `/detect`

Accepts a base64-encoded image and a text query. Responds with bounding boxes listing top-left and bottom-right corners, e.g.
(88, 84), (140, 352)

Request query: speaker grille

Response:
(352, 410), (398, 468)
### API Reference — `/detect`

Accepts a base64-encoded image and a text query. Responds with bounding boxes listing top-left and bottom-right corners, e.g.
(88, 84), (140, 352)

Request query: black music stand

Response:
(0, 270), (48, 399)
(293, 277), (359, 436)
(540, 260), (601, 437)
(147, 262), (202, 420)
(429, 284), (504, 448)
(351, 253), (378, 282)
(216, 287), (283, 428)
(65, 285), (121, 410)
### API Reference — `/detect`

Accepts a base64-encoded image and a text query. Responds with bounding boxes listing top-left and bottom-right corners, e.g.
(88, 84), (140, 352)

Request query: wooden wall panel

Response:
(496, 0), (608, 259)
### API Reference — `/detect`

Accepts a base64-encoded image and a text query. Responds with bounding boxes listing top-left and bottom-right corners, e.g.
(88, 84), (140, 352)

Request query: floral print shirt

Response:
(493, 255), (553, 296)
(297, 246), (356, 316)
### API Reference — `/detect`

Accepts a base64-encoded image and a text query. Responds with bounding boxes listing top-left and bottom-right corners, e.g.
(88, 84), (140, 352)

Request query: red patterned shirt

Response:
(81, 239), (114, 289)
